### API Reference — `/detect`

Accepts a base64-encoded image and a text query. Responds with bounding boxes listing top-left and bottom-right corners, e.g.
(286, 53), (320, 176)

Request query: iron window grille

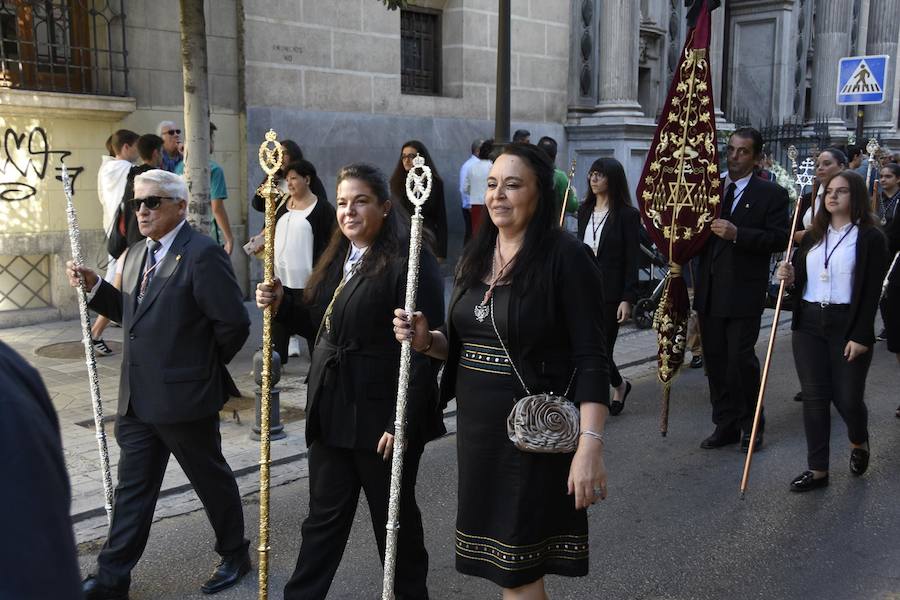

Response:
(0, 0), (128, 96)
(400, 7), (440, 96)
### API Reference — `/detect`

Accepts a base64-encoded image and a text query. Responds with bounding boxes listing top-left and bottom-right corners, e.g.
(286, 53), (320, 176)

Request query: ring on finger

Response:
(593, 485), (603, 497)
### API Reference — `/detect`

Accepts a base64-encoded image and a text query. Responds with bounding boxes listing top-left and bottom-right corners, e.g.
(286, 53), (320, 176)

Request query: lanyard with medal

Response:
(820, 225), (856, 282)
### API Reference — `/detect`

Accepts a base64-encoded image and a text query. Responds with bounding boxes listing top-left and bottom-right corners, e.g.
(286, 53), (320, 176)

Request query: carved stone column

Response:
(865, 0), (900, 125)
(709, 5), (726, 121)
(594, 0), (643, 117)
(809, 0), (854, 122)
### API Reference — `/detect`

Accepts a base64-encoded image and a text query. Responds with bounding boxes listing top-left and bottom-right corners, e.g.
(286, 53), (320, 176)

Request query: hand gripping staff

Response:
(62, 164), (115, 524)
(256, 129), (283, 600)
(739, 146), (807, 496)
(382, 154), (432, 600)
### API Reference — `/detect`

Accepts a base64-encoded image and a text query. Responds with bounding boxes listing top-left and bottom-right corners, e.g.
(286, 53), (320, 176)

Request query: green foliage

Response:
(380, 0), (407, 9)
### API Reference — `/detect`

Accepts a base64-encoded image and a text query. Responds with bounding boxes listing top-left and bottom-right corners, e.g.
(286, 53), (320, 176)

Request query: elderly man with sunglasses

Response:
(157, 120), (184, 172)
(66, 169), (251, 599)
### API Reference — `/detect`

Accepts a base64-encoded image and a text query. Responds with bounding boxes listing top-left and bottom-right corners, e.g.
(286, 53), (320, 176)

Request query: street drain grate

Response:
(35, 341), (123, 359)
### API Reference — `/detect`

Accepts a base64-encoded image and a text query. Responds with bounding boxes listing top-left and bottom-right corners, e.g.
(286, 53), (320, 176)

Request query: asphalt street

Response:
(78, 337), (900, 600)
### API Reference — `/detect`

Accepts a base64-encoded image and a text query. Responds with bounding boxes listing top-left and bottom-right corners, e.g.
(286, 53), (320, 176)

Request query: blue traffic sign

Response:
(837, 55), (889, 105)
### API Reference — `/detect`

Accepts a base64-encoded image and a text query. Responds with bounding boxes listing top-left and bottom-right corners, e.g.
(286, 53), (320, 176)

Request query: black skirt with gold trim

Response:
(453, 284), (589, 587)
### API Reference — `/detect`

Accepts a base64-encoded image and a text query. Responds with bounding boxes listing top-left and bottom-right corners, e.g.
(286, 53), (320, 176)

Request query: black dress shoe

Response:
(690, 355), (703, 369)
(740, 433), (763, 453)
(849, 447), (870, 476)
(790, 470), (829, 492)
(201, 552), (251, 594)
(82, 575), (129, 600)
(608, 381), (632, 416)
(700, 427), (740, 449)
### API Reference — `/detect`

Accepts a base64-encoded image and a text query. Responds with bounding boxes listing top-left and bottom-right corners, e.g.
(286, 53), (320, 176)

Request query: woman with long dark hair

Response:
(576, 157), (640, 416)
(794, 147), (848, 244)
(390, 140), (448, 259)
(256, 163), (444, 599)
(776, 170), (889, 492)
(394, 143), (609, 599)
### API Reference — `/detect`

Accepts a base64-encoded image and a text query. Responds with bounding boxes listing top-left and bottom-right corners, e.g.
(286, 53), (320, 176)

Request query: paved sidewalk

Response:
(2, 298), (791, 546)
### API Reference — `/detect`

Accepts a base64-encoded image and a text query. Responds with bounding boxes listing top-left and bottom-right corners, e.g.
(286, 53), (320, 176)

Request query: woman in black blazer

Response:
(777, 170), (889, 493)
(394, 144), (609, 598)
(576, 157), (640, 415)
(256, 163), (444, 599)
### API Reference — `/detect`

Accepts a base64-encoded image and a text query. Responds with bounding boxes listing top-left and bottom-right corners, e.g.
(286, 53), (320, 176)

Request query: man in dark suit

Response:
(694, 127), (790, 451)
(67, 169), (251, 599)
(0, 341), (82, 600)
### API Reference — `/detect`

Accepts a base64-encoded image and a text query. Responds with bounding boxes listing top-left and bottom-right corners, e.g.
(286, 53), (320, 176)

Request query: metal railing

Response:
(0, 0), (128, 96)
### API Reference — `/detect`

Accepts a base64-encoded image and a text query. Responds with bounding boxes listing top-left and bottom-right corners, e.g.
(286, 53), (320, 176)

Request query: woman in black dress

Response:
(257, 164), (445, 599)
(394, 143), (609, 599)
(576, 157), (640, 416)
(390, 140), (448, 260)
(776, 170), (889, 492)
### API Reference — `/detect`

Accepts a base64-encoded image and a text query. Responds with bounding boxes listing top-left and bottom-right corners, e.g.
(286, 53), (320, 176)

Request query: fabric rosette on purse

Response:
(507, 393), (580, 453)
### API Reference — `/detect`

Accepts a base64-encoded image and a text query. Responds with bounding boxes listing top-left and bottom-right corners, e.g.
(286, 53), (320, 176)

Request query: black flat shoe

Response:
(690, 355), (703, 369)
(793, 391), (803, 402)
(849, 447), (870, 476)
(201, 552), (251, 595)
(700, 427), (740, 449)
(789, 470), (829, 492)
(82, 575), (129, 600)
(608, 381), (632, 416)
(740, 433), (763, 453)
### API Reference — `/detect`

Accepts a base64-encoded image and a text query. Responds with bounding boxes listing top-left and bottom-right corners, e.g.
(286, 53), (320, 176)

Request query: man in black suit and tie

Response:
(694, 127), (789, 452)
(67, 169), (251, 599)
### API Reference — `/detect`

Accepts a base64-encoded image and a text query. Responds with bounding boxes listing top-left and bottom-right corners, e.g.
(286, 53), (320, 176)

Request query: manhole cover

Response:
(35, 341), (123, 359)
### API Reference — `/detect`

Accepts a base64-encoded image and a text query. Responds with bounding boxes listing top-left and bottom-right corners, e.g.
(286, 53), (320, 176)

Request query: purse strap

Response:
(489, 296), (576, 397)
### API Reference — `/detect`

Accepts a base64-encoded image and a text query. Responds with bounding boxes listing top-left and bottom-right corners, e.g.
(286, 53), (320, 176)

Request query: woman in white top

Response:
(464, 138), (494, 236)
(777, 170), (889, 492)
(271, 160), (337, 363)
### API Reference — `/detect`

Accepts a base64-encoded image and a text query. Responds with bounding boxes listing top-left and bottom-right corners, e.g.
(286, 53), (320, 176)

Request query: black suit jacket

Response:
(576, 204), (641, 304)
(0, 342), (82, 599)
(278, 247), (445, 449)
(89, 223), (250, 424)
(790, 225), (889, 345)
(440, 232), (611, 409)
(694, 176), (790, 318)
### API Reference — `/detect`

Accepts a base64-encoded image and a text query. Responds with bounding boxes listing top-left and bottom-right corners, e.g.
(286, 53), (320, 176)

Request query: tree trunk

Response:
(179, 0), (211, 234)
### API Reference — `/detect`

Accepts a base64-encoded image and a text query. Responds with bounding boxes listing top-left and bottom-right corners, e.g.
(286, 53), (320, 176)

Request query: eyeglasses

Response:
(589, 171), (605, 180)
(401, 153), (418, 161)
(130, 196), (172, 211)
(164, 129), (181, 136)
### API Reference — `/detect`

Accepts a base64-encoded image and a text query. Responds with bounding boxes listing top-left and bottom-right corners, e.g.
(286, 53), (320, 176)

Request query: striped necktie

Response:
(137, 240), (163, 305)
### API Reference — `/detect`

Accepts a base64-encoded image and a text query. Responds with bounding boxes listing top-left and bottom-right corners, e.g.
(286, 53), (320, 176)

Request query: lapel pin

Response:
(176, 254), (182, 261)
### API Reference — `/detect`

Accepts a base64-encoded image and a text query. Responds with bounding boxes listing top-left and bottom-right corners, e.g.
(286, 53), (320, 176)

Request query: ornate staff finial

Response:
(405, 154), (433, 210)
(258, 129), (284, 177)
(866, 137), (880, 157)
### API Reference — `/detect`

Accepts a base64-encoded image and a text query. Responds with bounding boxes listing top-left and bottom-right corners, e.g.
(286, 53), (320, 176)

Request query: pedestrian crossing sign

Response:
(836, 55), (889, 105)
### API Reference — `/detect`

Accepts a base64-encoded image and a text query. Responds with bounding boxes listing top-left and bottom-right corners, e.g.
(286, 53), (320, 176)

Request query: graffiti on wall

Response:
(0, 126), (84, 202)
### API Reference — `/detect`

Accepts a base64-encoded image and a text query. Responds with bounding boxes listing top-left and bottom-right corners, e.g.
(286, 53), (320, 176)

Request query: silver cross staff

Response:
(62, 163), (114, 523)
(382, 154), (431, 600)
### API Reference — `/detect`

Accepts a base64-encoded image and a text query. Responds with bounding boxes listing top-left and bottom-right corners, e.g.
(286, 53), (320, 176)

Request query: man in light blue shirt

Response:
(458, 139), (481, 243)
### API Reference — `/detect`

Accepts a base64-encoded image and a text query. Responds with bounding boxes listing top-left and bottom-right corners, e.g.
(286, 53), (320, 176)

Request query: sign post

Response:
(836, 55), (889, 143)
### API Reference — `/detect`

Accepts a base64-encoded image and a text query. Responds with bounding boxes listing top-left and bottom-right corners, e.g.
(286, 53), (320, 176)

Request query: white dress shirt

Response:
(344, 243), (368, 281)
(802, 222), (857, 304)
(459, 154), (479, 209)
(801, 186), (824, 229)
(582, 207), (610, 256)
(721, 171), (754, 214)
(274, 202), (316, 289)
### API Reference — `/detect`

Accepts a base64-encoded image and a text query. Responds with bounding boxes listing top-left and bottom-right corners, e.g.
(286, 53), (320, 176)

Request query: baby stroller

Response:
(632, 230), (669, 329)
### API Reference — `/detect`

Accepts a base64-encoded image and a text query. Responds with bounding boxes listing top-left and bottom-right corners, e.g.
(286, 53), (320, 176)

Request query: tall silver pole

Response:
(382, 155), (432, 599)
(62, 164), (114, 523)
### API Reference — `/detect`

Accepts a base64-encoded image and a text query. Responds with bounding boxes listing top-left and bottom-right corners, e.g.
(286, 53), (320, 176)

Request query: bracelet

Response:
(416, 331), (434, 354)
(580, 430), (605, 445)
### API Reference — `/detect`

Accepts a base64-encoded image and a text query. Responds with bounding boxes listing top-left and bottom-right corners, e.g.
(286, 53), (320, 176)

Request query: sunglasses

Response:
(164, 129), (181, 136)
(130, 196), (172, 211)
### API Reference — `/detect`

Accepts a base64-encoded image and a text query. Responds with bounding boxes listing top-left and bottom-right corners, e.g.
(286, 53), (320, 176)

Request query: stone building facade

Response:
(1, 0), (898, 325)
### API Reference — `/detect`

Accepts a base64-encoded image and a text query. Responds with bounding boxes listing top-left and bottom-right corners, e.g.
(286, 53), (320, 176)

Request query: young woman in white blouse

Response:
(576, 157), (640, 415)
(777, 170), (889, 492)
(272, 160), (336, 362)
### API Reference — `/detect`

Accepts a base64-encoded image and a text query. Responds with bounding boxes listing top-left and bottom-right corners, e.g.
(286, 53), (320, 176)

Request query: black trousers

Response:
(461, 208), (472, 244)
(284, 442), (429, 600)
(601, 301), (623, 388)
(96, 412), (248, 588)
(792, 303), (871, 471)
(273, 285), (314, 364)
(698, 313), (763, 433)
